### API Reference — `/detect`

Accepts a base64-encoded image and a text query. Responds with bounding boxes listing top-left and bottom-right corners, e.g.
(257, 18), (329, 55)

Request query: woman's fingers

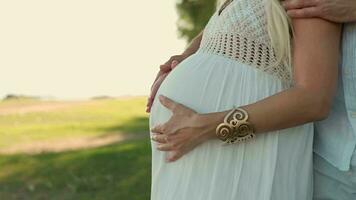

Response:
(156, 142), (175, 151)
(147, 55), (186, 113)
(152, 59), (173, 89)
(160, 64), (172, 73)
(166, 142), (197, 162)
(171, 60), (179, 69)
(151, 123), (165, 134)
(166, 151), (184, 162)
(146, 73), (169, 113)
(151, 72), (168, 92)
(158, 95), (182, 112)
(151, 128), (198, 162)
(151, 133), (169, 143)
(160, 55), (182, 72)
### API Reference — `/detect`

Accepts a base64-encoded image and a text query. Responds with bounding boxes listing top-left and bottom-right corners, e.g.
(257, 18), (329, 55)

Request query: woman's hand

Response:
(150, 95), (224, 162)
(146, 55), (188, 113)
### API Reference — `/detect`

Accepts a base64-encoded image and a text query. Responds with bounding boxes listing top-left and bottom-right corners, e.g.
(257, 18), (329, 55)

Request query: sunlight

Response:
(0, 0), (186, 100)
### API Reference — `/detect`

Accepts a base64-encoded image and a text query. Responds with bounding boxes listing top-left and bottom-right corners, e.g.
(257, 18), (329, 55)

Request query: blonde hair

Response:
(265, 0), (293, 75)
(216, 0), (293, 75)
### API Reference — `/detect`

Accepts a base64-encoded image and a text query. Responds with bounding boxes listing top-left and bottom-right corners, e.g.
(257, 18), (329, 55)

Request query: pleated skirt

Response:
(149, 51), (314, 200)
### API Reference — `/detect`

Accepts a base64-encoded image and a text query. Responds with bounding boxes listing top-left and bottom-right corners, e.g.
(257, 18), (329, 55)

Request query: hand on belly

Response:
(150, 94), (218, 162)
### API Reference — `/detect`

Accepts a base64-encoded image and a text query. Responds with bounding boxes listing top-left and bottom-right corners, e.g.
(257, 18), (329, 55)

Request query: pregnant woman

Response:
(147, 0), (341, 199)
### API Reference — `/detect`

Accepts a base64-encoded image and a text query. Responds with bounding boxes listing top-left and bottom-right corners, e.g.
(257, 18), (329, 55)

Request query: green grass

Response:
(0, 139), (152, 200)
(0, 98), (149, 149)
(0, 97), (152, 200)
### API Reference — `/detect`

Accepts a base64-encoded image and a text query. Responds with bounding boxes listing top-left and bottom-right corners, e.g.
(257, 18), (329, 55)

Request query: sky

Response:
(0, 0), (186, 100)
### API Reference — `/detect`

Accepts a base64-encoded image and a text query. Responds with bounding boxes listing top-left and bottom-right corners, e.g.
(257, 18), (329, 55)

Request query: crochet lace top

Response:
(197, 0), (292, 84)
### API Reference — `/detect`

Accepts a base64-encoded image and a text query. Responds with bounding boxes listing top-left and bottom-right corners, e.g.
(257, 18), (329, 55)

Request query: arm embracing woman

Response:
(151, 18), (341, 162)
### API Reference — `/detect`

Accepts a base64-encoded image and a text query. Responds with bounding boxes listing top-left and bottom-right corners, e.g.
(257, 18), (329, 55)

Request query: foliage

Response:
(176, 0), (218, 42)
(2, 94), (41, 101)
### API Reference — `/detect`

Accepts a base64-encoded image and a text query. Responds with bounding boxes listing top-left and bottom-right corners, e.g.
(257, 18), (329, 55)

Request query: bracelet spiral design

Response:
(216, 107), (255, 144)
(236, 122), (253, 137)
(216, 123), (234, 141)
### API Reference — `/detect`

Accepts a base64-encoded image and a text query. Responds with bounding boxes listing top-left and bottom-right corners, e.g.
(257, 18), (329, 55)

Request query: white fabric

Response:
(313, 22), (356, 171)
(313, 151), (356, 200)
(149, 0), (313, 199)
(199, 0), (292, 83)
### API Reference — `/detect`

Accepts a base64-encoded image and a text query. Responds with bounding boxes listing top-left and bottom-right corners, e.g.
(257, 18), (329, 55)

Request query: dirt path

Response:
(0, 96), (146, 115)
(0, 96), (149, 154)
(0, 100), (100, 116)
(0, 133), (148, 155)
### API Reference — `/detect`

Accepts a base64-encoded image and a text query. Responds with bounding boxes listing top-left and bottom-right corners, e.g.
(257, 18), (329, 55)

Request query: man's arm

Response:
(282, 0), (356, 23)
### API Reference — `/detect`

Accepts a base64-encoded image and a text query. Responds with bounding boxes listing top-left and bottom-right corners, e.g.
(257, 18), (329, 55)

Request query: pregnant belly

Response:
(149, 52), (287, 129)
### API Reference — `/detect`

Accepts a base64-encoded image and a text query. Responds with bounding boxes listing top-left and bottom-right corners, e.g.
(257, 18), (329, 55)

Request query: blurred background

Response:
(0, 0), (216, 199)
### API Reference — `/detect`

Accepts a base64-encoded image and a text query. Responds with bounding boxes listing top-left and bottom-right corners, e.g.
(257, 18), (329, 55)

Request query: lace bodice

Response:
(197, 0), (292, 83)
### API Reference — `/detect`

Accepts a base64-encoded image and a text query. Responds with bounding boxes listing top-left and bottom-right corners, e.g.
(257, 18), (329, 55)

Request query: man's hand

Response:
(146, 54), (188, 113)
(282, 0), (356, 23)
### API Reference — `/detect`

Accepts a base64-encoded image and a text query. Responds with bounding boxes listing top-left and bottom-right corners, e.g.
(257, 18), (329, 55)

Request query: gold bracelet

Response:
(215, 106), (256, 145)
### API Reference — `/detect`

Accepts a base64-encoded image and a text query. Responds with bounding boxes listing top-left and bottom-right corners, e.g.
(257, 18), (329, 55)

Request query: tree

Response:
(176, 0), (218, 43)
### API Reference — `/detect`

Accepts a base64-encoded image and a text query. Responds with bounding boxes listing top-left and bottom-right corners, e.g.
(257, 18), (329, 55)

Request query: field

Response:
(0, 97), (151, 200)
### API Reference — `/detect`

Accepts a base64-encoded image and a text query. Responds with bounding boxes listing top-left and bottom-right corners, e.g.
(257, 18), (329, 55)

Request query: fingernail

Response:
(159, 95), (164, 100)
(171, 61), (179, 68)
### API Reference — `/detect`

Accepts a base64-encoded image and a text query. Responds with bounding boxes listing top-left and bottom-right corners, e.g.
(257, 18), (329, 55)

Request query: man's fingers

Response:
(286, 7), (320, 18)
(282, 0), (318, 10)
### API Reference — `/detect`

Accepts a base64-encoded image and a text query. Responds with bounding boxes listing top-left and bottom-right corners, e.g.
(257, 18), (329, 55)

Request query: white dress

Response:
(149, 0), (314, 199)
